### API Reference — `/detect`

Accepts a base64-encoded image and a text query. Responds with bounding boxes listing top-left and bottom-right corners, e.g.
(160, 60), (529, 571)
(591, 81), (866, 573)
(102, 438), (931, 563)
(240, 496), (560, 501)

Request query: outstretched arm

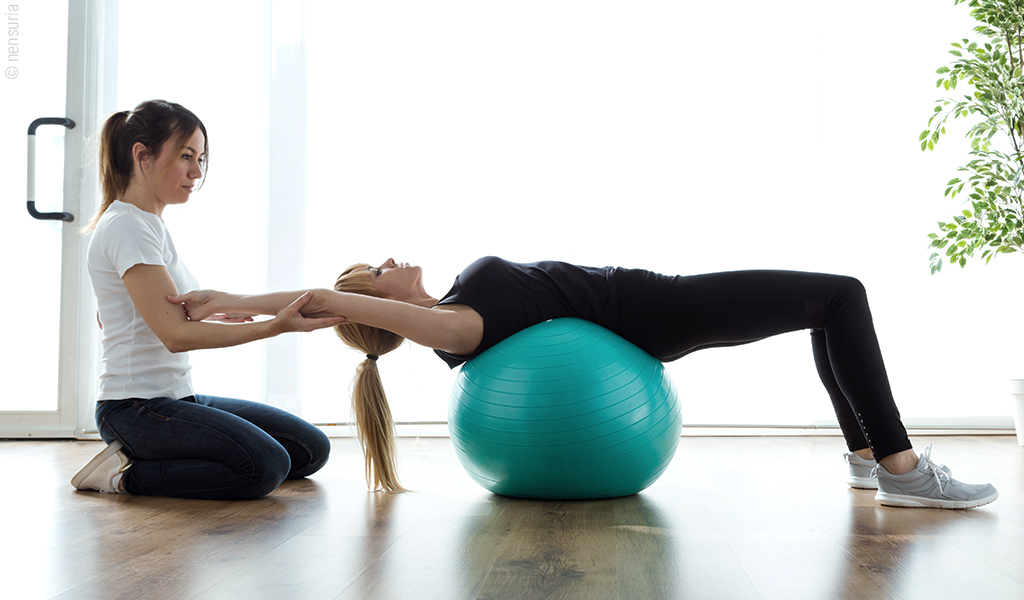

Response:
(126, 265), (346, 353)
(170, 288), (482, 355)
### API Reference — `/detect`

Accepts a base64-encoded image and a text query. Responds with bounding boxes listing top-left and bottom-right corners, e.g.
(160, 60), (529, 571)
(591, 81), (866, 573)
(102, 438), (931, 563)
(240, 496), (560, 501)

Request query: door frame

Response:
(0, 0), (117, 438)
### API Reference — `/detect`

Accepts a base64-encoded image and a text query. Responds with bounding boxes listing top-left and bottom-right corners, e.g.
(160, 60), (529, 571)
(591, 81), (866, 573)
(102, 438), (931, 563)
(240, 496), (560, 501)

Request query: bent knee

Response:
(834, 274), (868, 301)
(286, 428), (332, 480)
(239, 442), (291, 499)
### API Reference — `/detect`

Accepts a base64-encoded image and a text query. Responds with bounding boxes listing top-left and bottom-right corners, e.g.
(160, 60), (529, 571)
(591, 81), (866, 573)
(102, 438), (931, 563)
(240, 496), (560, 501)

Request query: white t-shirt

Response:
(87, 200), (199, 400)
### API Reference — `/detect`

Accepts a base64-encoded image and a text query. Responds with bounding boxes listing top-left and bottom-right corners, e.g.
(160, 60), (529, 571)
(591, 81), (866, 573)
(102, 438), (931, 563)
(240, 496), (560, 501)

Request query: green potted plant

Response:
(923, 0), (1024, 273)
(922, 0), (1024, 444)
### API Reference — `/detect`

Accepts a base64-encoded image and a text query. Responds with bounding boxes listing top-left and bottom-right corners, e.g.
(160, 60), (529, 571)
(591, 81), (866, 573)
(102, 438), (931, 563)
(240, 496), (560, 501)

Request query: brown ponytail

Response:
(334, 265), (407, 492)
(85, 100), (209, 232)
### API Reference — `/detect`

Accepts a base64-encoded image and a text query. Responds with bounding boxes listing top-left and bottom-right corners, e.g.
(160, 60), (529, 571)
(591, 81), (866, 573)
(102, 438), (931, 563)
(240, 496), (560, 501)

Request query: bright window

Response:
(88, 0), (1021, 431)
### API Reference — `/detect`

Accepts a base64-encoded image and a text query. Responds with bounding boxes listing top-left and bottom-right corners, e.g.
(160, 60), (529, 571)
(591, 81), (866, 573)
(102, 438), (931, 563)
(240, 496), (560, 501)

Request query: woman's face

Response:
(368, 258), (424, 299)
(139, 127), (206, 210)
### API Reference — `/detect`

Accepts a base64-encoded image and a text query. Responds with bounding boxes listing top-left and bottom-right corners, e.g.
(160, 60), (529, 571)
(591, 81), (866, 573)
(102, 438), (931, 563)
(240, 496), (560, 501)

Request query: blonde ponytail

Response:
(334, 265), (407, 492)
(351, 355), (405, 492)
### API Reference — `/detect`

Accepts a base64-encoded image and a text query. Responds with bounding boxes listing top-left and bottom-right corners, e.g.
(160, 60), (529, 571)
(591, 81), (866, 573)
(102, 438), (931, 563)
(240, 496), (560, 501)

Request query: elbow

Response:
(304, 289), (334, 318)
(157, 330), (194, 354)
(164, 339), (191, 354)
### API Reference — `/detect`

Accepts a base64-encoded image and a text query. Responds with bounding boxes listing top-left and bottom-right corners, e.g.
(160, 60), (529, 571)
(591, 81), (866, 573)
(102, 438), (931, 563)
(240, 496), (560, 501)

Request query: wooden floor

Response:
(2, 435), (1022, 600)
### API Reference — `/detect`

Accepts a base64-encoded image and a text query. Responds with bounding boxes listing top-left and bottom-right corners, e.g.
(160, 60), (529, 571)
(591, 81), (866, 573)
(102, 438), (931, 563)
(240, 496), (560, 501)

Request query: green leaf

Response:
(937, 67), (951, 74)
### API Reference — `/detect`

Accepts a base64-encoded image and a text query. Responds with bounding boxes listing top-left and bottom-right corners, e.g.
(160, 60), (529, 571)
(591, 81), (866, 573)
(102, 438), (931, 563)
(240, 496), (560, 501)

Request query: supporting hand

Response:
(274, 292), (347, 332)
(167, 290), (250, 322)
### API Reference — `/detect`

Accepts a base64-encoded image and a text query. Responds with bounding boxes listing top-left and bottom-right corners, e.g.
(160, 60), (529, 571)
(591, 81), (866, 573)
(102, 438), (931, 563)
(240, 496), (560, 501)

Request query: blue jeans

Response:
(95, 395), (331, 500)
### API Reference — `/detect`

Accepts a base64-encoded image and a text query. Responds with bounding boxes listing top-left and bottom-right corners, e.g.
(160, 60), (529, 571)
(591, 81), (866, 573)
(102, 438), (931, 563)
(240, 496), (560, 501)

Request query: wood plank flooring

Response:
(1, 435), (1021, 600)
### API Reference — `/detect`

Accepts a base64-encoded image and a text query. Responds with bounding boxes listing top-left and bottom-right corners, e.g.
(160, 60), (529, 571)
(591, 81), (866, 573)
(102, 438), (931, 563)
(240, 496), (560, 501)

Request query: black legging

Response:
(612, 268), (911, 461)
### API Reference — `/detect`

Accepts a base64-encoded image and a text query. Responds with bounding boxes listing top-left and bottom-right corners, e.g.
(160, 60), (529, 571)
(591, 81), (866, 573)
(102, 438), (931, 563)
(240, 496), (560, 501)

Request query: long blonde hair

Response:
(86, 100), (208, 232)
(334, 264), (407, 492)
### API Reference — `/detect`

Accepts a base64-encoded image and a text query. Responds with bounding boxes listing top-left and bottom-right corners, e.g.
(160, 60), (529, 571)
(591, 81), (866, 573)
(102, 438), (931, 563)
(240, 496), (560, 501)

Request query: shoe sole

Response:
(71, 440), (124, 489)
(847, 476), (878, 490)
(875, 489), (999, 510)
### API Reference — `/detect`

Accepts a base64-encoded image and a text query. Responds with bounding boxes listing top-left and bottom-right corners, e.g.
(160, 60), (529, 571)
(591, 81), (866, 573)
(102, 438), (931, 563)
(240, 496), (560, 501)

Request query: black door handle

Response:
(27, 117), (76, 222)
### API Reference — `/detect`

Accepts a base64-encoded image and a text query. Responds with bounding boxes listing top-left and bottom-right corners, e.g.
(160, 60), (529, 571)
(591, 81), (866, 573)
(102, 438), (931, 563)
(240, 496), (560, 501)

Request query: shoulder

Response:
(89, 203), (171, 274)
(94, 203), (165, 245)
(96, 202), (157, 231)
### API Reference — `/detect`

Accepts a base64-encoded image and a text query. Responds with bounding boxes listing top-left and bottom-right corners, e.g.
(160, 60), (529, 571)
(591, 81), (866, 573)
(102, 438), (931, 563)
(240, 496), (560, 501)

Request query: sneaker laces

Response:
(919, 444), (954, 497)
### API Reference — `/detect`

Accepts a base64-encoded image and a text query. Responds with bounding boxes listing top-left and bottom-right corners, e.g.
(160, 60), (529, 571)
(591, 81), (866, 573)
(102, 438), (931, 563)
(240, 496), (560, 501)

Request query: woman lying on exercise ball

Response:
(169, 256), (999, 509)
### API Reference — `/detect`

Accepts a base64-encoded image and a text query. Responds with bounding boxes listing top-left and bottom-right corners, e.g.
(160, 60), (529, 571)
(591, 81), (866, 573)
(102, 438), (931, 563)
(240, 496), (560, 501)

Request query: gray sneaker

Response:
(845, 451), (951, 490)
(874, 445), (997, 509)
(844, 452), (878, 489)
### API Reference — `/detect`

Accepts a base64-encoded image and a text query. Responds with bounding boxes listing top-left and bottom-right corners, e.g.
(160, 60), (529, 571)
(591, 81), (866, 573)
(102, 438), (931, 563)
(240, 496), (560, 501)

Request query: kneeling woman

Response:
(170, 256), (999, 509)
(72, 100), (343, 499)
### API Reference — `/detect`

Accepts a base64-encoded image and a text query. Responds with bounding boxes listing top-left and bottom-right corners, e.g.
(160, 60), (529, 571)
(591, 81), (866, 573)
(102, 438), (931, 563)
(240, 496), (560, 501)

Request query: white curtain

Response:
(99, 0), (1021, 431)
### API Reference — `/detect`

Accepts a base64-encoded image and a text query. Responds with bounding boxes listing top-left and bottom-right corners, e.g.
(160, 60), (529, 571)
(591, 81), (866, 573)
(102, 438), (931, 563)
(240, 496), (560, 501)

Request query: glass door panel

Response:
(0, 0), (69, 413)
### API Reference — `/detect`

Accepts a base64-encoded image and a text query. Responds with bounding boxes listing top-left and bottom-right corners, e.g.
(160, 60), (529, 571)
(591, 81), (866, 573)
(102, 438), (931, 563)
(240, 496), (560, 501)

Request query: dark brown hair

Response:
(86, 99), (208, 231)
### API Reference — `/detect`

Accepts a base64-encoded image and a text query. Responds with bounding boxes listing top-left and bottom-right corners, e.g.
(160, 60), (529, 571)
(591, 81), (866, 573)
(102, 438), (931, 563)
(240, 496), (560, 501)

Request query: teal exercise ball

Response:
(449, 318), (682, 500)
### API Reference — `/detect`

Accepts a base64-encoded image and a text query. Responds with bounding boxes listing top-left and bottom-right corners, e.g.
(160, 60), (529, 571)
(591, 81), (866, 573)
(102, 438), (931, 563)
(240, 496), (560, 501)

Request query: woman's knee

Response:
(240, 440), (291, 498)
(831, 274), (869, 305)
(284, 427), (331, 480)
(842, 274), (867, 294)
